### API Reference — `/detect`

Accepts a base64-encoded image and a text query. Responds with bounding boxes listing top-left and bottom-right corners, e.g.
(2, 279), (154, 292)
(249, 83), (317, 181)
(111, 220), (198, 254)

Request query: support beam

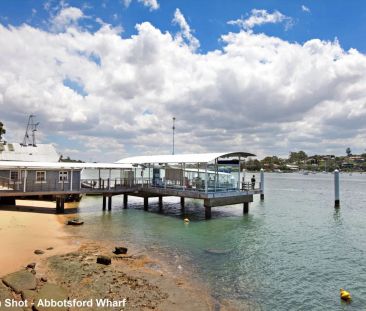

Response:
(70, 169), (74, 191)
(123, 194), (128, 209)
(205, 164), (208, 193)
(102, 195), (106, 210)
(108, 195), (112, 211)
(158, 196), (163, 212)
(243, 202), (249, 214)
(144, 197), (149, 211)
(204, 204), (212, 220)
(23, 169), (27, 192)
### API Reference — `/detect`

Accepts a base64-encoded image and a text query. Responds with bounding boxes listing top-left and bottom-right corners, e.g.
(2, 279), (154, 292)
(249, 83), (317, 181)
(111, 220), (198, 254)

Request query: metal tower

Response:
(22, 115), (39, 146)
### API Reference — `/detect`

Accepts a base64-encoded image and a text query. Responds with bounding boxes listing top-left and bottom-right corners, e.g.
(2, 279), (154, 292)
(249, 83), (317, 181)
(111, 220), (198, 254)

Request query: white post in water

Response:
(334, 169), (340, 207)
(260, 168), (264, 200)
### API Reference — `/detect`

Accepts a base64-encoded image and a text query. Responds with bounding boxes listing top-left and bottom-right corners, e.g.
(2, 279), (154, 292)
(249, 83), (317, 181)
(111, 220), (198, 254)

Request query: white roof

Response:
(0, 143), (59, 162)
(117, 152), (255, 165)
(0, 161), (132, 170)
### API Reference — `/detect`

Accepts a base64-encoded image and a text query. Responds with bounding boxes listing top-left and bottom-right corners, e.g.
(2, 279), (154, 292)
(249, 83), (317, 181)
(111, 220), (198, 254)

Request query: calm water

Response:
(67, 173), (366, 310)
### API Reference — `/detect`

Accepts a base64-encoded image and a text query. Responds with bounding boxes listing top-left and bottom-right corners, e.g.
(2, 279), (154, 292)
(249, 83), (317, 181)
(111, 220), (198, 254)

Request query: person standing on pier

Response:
(251, 175), (256, 189)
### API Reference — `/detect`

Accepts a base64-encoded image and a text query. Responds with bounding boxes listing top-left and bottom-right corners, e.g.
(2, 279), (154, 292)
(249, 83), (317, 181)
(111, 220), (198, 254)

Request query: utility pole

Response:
(172, 117), (176, 155)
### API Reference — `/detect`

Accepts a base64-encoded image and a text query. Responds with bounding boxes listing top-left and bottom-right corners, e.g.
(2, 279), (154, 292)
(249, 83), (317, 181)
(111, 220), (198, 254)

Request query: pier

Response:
(0, 152), (262, 219)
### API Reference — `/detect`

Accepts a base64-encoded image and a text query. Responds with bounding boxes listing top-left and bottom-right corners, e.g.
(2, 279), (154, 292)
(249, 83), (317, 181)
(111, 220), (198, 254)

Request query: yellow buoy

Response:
(184, 218), (190, 223)
(340, 288), (351, 301)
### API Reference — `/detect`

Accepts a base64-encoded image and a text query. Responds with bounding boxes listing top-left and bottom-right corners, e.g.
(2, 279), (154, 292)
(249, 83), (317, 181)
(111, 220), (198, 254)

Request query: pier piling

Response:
(102, 195), (106, 211)
(260, 169), (264, 200)
(108, 195), (112, 211)
(56, 196), (65, 214)
(243, 202), (249, 214)
(144, 197), (149, 211)
(123, 194), (128, 209)
(180, 197), (185, 209)
(204, 205), (212, 220)
(334, 169), (340, 208)
(158, 196), (163, 211)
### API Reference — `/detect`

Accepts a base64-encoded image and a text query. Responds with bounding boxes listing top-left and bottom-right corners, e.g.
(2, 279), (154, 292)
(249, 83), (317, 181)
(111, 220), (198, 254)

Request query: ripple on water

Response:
(69, 174), (366, 310)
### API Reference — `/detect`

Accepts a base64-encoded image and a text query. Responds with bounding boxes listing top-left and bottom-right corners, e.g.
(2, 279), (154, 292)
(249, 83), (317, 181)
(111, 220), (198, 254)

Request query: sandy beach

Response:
(0, 201), (77, 277)
(0, 201), (228, 311)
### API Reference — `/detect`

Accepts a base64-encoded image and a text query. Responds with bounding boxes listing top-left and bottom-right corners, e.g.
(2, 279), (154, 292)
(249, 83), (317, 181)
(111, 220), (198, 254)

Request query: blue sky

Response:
(1, 0), (366, 53)
(1, 0), (366, 160)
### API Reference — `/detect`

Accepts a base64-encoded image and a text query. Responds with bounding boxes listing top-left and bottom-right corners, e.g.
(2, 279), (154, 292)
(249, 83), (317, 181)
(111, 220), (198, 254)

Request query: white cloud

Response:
(172, 8), (200, 51)
(51, 6), (84, 32)
(228, 9), (293, 31)
(123, 0), (159, 11)
(1, 15), (366, 160)
(302, 5), (311, 13)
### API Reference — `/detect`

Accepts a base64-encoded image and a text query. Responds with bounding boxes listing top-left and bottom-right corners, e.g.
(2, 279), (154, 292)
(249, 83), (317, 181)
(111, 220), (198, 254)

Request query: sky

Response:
(1, 0), (366, 161)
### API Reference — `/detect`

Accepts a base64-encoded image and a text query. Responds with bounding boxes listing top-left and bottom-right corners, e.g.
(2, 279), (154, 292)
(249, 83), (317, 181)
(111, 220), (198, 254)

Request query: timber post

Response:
(102, 195), (106, 211)
(144, 197), (149, 211)
(180, 197), (185, 209)
(243, 202), (249, 214)
(108, 195), (112, 211)
(158, 196), (163, 212)
(123, 194), (128, 209)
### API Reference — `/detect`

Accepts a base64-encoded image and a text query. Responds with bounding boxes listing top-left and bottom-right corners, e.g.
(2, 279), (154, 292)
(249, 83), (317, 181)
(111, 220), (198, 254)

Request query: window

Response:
(10, 170), (20, 181)
(59, 171), (69, 182)
(36, 171), (46, 183)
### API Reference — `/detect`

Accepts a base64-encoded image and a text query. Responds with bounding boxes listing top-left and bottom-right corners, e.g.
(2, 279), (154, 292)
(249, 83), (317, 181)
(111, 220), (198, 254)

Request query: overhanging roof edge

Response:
(117, 151), (256, 165)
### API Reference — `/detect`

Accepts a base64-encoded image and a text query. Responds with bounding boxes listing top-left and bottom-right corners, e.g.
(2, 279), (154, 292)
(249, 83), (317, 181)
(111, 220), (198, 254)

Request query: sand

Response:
(0, 201), (76, 277)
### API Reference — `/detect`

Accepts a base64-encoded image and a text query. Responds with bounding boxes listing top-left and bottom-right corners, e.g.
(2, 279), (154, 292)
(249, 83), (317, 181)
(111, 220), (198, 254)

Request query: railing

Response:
(0, 177), (18, 191)
(80, 178), (134, 191)
(133, 178), (261, 193)
(0, 176), (261, 194)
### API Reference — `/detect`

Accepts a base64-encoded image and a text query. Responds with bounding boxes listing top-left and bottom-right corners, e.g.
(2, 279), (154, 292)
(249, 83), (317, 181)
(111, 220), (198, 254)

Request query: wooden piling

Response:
(108, 195), (112, 211)
(144, 197), (149, 211)
(56, 196), (65, 214)
(123, 194), (128, 209)
(204, 204), (212, 220)
(158, 196), (163, 211)
(180, 197), (185, 209)
(243, 202), (249, 214)
(102, 195), (106, 210)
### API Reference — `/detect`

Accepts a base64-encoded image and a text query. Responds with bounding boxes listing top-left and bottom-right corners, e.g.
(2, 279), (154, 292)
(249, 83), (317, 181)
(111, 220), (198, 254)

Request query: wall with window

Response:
(0, 169), (81, 192)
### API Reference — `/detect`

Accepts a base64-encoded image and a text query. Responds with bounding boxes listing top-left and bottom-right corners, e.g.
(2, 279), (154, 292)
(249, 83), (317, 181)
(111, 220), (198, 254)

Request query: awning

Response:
(0, 161), (133, 170)
(117, 151), (255, 165)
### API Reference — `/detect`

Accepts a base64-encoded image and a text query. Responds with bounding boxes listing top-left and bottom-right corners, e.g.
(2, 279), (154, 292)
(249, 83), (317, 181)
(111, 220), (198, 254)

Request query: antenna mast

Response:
(22, 115), (39, 146)
(172, 117), (176, 155)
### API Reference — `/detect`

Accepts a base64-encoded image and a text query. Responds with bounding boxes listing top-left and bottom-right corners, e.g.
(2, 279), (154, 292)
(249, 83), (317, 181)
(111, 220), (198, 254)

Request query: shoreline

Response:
(0, 201), (236, 310)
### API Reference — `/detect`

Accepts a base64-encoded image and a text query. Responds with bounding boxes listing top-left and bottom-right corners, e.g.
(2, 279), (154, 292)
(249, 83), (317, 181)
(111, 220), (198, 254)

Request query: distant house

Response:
(0, 142), (82, 192)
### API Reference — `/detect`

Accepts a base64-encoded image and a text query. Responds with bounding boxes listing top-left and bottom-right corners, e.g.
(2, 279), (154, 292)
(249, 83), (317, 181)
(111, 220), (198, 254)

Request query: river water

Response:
(67, 172), (366, 310)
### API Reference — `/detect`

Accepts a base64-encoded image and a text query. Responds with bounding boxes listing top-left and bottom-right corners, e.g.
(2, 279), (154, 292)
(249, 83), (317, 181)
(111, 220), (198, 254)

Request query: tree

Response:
(346, 147), (352, 157)
(0, 122), (5, 141)
(289, 151), (308, 164)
